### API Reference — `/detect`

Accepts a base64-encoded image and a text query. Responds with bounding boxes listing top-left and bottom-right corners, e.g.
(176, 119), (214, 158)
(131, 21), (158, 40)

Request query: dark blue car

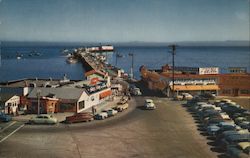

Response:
(0, 112), (12, 122)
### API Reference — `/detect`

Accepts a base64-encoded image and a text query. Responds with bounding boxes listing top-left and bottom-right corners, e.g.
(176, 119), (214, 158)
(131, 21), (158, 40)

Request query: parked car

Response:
(220, 134), (250, 150)
(174, 95), (183, 101)
(238, 121), (250, 130)
(65, 113), (93, 123)
(207, 122), (237, 136)
(94, 112), (108, 120)
(199, 93), (215, 100)
(0, 112), (12, 122)
(144, 99), (156, 110)
(117, 96), (128, 105)
(131, 87), (142, 96)
(227, 142), (250, 158)
(235, 117), (248, 125)
(114, 103), (129, 112)
(182, 93), (193, 100)
(103, 109), (118, 117)
(29, 114), (57, 124)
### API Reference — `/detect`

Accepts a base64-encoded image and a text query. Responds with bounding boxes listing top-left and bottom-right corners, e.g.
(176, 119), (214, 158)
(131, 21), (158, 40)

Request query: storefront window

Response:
(240, 90), (249, 94)
(222, 89), (231, 94)
(60, 103), (74, 111)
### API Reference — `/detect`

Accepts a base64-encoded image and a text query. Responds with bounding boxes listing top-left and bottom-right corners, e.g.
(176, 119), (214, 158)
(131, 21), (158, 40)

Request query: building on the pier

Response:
(0, 76), (113, 114)
(140, 65), (250, 97)
(26, 79), (112, 114)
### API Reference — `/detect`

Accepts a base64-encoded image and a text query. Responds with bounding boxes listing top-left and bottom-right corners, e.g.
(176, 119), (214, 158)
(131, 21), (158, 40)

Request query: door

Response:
(233, 89), (239, 96)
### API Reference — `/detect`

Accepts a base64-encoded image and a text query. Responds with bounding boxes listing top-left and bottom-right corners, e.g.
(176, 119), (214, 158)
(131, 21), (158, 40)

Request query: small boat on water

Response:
(62, 49), (69, 54)
(16, 52), (23, 59)
(29, 51), (42, 57)
(66, 57), (77, 64)
(66, 53), (73, 57)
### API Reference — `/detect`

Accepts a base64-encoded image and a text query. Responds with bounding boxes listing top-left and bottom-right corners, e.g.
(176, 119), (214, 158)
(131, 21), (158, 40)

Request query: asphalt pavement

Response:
(0, 96), (219, 158)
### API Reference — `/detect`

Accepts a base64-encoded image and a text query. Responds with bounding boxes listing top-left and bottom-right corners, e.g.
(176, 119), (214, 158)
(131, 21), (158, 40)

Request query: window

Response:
(60, 103), (74, 111)
(222, 89), (231, 94)
(240, 89), (249, 94)
(79, 101), (85, 109)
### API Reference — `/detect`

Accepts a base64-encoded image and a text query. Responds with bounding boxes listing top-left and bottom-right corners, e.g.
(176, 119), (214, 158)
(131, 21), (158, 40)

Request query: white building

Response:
(0, 94), (20, 115)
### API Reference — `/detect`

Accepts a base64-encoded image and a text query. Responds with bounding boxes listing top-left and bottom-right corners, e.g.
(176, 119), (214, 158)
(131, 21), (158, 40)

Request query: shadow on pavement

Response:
(217, 154), (229, 158)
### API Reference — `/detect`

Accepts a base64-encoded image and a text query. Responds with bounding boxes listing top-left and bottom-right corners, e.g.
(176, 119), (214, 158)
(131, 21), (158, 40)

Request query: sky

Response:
(0, 0), (249, 42)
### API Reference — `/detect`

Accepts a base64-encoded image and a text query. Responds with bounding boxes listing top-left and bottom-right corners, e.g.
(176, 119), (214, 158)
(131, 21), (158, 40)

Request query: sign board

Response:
(199, 67), (219, 75)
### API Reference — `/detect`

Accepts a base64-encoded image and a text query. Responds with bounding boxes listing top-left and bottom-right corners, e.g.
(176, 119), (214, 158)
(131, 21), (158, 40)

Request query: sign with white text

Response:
(199, 67), (219, 75)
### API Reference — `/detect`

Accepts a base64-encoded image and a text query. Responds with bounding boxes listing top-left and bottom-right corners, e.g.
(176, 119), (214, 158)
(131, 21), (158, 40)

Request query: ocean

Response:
(0, 45), (249, 82)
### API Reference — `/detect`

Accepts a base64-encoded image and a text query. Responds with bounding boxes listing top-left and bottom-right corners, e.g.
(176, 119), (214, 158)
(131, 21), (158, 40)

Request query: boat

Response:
(16, 52), (22, 59)
(66, 57), (77, 64)
(62, 49), (69, 54)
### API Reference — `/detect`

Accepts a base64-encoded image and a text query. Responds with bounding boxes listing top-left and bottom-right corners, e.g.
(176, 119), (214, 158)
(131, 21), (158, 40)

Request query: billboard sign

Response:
(199, 67), (219, 75)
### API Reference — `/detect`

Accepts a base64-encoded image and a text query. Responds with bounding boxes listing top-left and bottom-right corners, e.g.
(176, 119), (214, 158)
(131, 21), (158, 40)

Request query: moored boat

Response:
(66, 57), (77, 64)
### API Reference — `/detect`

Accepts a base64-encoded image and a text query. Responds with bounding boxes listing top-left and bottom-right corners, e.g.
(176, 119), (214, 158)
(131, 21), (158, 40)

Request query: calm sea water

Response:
(0, 45), (249, 82)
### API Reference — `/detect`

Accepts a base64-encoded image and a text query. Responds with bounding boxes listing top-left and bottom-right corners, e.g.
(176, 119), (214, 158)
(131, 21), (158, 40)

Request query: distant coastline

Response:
(1, 40), (249, 47)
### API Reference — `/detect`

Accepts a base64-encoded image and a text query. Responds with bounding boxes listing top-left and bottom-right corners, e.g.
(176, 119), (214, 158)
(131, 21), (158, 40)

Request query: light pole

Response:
(37, 89), (41, 115)
(128, 53), (134, 79)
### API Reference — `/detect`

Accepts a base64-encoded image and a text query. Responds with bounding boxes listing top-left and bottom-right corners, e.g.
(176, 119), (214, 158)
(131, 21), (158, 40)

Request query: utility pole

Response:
(37, 89), (41, 115)
(169, 45), (176, 97)
(128, 53), (134, 79)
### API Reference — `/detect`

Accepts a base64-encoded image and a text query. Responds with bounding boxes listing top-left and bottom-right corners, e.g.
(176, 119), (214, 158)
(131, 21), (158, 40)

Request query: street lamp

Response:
(128, 53), (134, 79)
(37, 89), (41, 115)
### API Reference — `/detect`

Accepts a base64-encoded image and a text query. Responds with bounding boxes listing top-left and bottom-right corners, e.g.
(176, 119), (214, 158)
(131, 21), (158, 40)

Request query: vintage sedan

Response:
(227, 142), (250, 158)
(29, 114), (57, 124)
(0, 112), (12, 122)
(65, 113), (93, 123)
(144, 99), (156, 110)
(114, 103), (129, 112)
(94, 112), (108, 120)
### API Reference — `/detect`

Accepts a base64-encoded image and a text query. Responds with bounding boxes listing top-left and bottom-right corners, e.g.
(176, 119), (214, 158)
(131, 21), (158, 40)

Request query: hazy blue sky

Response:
(0, 0), (249, 42)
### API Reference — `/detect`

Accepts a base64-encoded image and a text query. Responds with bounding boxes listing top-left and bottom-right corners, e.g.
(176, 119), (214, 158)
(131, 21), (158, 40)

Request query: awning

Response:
(99, 90), (112, 99)
(170, 85), (219, 91)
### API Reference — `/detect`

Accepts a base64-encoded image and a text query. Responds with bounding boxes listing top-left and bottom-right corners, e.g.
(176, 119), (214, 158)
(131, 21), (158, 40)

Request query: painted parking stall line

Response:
(0, 124), (25, 143)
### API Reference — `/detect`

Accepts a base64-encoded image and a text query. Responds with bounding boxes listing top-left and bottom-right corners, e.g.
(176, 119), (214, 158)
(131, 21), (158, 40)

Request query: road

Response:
(0, 97), (218, 158)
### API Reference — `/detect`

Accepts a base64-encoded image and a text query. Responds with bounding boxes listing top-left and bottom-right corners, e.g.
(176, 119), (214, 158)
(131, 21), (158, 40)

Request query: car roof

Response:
(145, 99), (153, 102)
(219, 122), (235, 126)
(238, 142), (250, 150)
(221, 99), (232, 102)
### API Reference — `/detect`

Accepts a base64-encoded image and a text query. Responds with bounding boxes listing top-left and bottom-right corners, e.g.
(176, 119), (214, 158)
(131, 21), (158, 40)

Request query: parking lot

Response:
(0, 97), (219, 158)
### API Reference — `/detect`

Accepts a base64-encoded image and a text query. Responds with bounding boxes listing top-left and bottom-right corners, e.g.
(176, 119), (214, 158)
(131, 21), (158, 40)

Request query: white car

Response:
(144, 99), (156, 110)
(182, 93), (193, 100)
(115, 103), (129, 112)
(29, 114), (57, 124)
(94, 112), (108, 120)
(105, 109), (118, 117)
